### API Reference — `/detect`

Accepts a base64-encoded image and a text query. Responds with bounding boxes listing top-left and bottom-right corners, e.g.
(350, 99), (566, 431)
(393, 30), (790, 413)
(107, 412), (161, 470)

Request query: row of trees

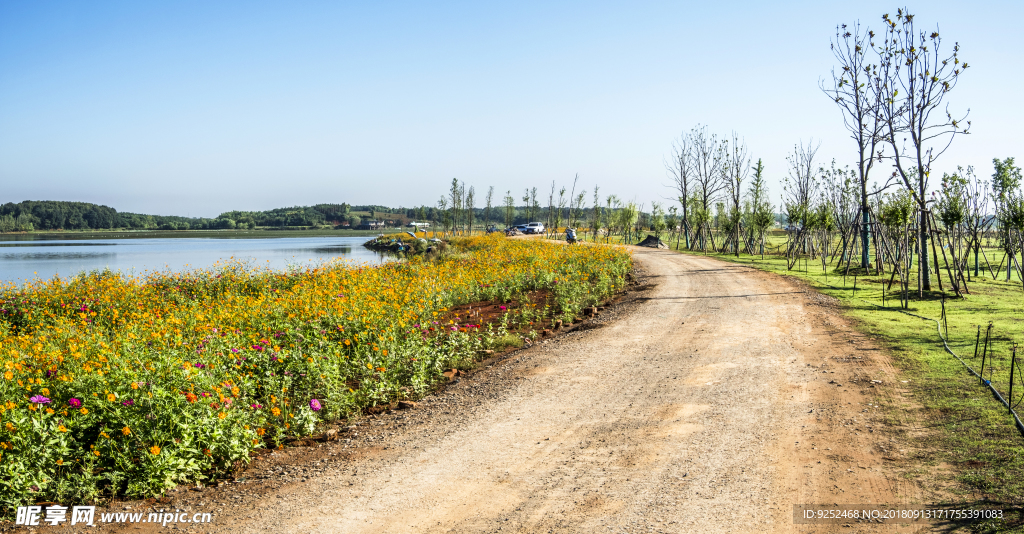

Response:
(667, 125), (776, 256)
(0, 201), (414, 232)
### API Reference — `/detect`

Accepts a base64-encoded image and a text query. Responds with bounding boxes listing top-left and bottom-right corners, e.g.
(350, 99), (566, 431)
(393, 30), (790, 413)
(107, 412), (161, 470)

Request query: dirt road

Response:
(130, 247), (923, 533)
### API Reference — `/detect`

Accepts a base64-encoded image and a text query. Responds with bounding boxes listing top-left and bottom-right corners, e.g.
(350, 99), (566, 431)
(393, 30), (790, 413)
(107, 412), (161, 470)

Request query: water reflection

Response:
(0, 242), (116, 247)
(0, 237), (387, 285)
(0, 252), (116, 260)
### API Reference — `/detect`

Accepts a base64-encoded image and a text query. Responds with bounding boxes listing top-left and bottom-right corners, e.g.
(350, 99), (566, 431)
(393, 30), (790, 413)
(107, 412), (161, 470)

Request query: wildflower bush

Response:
(0, 235), (630, 511)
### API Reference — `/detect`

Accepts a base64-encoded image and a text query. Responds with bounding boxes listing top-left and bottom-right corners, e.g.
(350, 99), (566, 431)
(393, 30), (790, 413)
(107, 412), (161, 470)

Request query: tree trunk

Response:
(861, 206), (871, 269)
(919, 210), (931, 293)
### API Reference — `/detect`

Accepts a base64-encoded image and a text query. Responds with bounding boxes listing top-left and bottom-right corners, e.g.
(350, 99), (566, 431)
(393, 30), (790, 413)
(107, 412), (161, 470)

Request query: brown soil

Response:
(57, 247), (931, 534)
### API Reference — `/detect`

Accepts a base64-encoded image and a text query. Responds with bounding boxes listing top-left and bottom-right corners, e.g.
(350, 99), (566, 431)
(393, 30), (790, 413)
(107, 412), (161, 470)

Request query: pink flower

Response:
(309, 399), (322, 412)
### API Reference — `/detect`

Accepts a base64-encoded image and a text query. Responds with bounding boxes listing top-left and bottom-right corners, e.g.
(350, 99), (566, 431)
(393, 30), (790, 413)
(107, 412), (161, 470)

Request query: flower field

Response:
(0, 235), (630, 511)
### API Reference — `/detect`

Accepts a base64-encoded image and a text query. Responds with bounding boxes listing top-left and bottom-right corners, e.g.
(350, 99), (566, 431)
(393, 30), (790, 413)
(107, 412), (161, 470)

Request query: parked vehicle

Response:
(525, 222), (545, 234)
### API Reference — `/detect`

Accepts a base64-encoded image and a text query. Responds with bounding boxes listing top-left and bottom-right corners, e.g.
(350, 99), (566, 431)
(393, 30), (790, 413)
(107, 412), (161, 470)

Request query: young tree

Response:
(571, 190), (587, 228)
(724, 131), (750, 256)
(667, 131), (694, 248)
(466, 186), (476, 235)
(650, 202), (666, 238)
(690, 125), (726, 249)
(992, 157), (1022, 281)
(504, 191), (515, 229)
(437, 197), (450, 237)
(449, 178), (462, 236)
(822, 21), (886, 269)
(875, 8), (970, 291)
(546, 182), (556, 237)
(484, 187), (494, 228)
(747, 159), (775, 257)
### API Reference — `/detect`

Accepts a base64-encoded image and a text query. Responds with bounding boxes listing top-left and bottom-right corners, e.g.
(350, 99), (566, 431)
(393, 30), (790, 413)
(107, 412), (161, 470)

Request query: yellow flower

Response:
(45, 408), (54, 415)
(271, 407), (281, 416)
(218, 412), (226, 420)
(122, 426), (131, 436)
(93, 450), (100, 457)
(131, 382), (139, 390)
(149, 445), (161, 455)
(107, 393), (116, 402)
(3, 371), (11, 380)
(5, 422), (14, 432)
(40, 388), (49, 395)
(56, 459), (64, 465)
(231, 387), (239, 397)
(80, 408), (89, 415)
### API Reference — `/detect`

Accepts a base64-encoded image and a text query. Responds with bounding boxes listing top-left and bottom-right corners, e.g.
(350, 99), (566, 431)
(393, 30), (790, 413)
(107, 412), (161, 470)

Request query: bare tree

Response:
(875, 8), (970, 291)
(690, 125), (727, 249)
(784, 140), (821, 226)
(822, 21), (886, 269)
(666, 132), (694, 248)
(724, 131), (750, 256)
(691, 125), (726, 213)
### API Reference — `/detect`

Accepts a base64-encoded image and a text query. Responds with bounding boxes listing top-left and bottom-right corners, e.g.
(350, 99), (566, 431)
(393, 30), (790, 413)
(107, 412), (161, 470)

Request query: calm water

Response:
(0, 236), (391, 285)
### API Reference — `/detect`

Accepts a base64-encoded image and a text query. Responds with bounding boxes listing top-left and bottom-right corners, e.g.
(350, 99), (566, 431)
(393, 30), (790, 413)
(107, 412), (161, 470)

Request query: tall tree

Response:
(667, 131), (694, 248)
(822, 21), (886, 269)
(875, 8), (970, 291)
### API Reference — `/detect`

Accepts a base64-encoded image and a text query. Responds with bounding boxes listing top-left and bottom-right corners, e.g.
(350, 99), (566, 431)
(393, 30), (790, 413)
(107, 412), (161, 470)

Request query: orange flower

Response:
(122, 426), (131, 436)
(149, 445), (161, 455)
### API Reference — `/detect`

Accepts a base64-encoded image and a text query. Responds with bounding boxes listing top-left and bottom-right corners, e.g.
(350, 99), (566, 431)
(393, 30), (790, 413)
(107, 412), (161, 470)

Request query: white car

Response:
(524, 222), (545, 234)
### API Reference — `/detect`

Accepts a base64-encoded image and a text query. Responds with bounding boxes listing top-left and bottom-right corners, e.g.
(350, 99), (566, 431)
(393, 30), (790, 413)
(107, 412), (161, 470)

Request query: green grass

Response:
(659, 235), (1024, 515)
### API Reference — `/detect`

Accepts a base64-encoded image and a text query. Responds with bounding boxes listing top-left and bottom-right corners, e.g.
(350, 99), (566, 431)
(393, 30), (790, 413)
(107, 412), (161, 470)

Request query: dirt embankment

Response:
(63, 247), (927, 534)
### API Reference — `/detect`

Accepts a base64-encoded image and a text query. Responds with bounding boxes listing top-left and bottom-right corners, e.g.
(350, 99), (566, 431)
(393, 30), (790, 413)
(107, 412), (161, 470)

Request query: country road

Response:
(99, 247), (923, 534)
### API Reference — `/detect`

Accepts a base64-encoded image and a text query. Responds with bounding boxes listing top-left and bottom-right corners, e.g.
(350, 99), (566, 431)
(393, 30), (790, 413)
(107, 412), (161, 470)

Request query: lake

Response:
(0, 235), (392, 285)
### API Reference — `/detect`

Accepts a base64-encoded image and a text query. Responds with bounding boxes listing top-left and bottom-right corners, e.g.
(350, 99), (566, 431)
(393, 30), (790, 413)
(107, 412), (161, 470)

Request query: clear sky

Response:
(1, 1), (1020, 217)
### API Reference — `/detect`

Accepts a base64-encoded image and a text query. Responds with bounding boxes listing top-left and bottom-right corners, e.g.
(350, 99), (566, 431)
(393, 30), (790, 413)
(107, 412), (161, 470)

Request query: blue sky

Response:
(1, 1), (1020, 217)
